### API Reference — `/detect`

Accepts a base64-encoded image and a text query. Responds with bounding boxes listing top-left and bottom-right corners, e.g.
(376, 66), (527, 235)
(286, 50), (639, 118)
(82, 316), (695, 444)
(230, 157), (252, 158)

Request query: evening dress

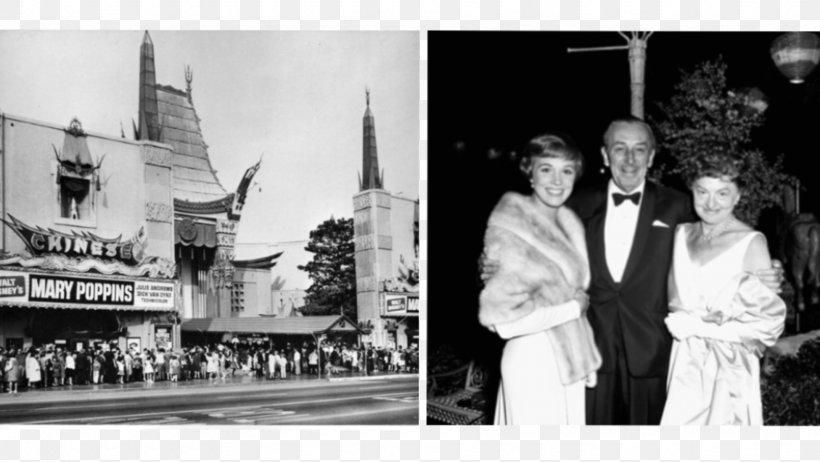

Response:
(661, 224), (786, 425)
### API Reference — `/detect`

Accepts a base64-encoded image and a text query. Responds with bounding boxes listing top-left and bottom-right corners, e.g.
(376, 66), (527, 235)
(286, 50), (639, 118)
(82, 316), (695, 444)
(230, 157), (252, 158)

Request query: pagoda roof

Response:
(155, 84), (229, 205)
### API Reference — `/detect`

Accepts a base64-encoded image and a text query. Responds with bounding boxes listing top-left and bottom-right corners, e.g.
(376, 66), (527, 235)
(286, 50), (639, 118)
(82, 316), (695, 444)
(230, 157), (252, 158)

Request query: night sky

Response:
(428, 31), (820, 358)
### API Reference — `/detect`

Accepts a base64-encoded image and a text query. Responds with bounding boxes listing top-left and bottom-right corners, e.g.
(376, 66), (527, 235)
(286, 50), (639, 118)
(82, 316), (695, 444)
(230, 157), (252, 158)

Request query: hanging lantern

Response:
(770, 32), (820, 84)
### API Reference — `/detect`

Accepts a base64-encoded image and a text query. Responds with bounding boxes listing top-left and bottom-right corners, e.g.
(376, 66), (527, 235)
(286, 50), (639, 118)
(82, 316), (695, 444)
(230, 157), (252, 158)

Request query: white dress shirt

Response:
(604, 180), (646, 283)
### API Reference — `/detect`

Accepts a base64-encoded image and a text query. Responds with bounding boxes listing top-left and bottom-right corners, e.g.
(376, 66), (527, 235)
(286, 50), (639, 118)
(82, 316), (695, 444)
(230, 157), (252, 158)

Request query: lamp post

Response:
(568, 31), (653, 119)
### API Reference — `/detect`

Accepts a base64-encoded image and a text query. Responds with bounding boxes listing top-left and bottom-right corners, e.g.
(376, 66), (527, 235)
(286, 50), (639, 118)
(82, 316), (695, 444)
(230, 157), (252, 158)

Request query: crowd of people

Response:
(0, 340), (419, 394)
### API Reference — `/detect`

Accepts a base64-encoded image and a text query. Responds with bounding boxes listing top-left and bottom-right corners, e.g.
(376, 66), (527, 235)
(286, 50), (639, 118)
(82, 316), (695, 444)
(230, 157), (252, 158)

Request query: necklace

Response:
(700, 218), (733, 242)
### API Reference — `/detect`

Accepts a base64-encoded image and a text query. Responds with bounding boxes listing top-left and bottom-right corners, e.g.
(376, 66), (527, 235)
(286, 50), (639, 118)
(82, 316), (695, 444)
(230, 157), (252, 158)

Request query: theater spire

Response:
(359, 88), (384, 191)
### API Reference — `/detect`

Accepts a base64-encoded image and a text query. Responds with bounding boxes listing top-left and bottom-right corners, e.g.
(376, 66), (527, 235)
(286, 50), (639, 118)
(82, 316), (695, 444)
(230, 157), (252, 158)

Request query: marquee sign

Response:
(0, 271), (174, 310)
(382, 293), (419, 317)
(1, 214), (144, 264)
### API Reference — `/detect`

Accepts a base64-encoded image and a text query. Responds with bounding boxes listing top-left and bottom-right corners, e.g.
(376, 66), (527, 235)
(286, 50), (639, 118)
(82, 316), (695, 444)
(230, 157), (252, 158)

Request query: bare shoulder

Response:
(742, 231), (771, 273)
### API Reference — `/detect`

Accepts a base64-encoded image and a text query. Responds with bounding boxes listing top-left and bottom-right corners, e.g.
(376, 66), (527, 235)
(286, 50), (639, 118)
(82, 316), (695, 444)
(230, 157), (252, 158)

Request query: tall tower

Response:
(359, 89), (384, 191)
(353, 91), (393, 347)
(138, 31), (160, 142)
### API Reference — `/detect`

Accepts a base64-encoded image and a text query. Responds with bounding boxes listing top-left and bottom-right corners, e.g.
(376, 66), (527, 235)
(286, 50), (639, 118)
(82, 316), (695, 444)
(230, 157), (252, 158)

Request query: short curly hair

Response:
(519, 132), (584, 180)
(686, 146), (746, 191)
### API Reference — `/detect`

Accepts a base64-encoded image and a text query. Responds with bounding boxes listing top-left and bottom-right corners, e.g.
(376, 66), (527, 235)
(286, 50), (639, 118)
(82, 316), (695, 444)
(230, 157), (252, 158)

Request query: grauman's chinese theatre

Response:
(135, 31), (263, 322)
(0, 32), (263, 352)
(353, 91), (420, 349)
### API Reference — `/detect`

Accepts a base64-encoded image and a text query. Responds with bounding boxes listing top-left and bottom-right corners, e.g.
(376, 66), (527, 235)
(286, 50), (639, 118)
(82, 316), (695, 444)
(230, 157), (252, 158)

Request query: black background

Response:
(428, 31), (820, 361)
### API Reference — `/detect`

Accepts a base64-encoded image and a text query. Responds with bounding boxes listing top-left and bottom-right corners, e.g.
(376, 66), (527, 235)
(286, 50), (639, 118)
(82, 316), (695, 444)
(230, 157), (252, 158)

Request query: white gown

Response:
(492, 300), (585, 425)
(661, 225), (786, 425)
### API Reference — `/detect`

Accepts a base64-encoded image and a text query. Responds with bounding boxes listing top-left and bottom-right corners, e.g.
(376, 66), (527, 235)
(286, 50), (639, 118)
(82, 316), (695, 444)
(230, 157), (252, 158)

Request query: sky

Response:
(428, 31), (820, 351)
(0, 31), (419, 253)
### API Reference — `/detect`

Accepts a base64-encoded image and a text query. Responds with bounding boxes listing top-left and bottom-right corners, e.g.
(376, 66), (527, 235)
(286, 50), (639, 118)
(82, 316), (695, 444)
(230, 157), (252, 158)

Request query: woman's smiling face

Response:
(530, 156), (577, 209)
(692, 175), (741, 224)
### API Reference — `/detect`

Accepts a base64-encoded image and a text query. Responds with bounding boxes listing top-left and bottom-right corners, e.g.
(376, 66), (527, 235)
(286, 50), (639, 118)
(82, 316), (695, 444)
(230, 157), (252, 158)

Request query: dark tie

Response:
(613, 192), (641, 206)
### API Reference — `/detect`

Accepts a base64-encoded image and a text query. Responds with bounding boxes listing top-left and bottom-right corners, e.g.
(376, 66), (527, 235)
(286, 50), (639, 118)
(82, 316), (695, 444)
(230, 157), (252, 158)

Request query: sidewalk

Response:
(0, 370), (419, 406)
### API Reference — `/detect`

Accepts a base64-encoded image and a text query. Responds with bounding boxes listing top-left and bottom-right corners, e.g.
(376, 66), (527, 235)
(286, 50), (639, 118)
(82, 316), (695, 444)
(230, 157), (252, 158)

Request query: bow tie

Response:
(612, 192), (641, 206)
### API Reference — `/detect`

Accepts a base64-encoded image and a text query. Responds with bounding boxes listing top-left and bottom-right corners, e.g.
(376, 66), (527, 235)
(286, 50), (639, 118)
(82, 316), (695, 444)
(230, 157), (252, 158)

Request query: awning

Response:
(0, 300), (174, 312)
(181, 315), (362, 335)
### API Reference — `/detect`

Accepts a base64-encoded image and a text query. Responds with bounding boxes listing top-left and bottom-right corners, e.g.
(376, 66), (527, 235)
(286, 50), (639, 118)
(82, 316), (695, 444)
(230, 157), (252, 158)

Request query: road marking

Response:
(93, 415), (191, 425)
(18, 390), (418, 425)
(266, 404), (418, 424)
(372, 395), (418, 403)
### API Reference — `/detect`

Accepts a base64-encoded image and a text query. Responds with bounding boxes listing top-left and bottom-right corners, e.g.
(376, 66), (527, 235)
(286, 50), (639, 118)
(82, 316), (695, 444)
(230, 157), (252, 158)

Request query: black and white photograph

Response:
(0, 31), (419, 425)
(428, 31), (820, 426)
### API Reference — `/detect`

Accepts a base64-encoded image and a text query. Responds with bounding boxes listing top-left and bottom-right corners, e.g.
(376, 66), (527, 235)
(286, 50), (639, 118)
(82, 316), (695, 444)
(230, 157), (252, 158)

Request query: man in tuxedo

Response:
(567, 116), (781, 424)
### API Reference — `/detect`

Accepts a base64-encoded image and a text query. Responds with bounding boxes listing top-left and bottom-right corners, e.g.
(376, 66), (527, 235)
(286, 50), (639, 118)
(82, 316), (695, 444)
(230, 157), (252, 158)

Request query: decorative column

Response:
(213, 219), (238, 318)
(353, 189), (392, 348)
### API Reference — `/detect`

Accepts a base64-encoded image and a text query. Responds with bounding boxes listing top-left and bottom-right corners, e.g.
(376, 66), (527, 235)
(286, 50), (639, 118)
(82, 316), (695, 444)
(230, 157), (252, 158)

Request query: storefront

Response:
(382, 292), (419, 349)
(0, 114), (178, 353)
(0, 270), (177, 352)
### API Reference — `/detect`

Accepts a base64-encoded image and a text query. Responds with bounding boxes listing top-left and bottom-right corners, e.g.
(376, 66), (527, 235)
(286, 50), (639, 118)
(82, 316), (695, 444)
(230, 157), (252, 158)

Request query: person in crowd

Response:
(191, 347), (201, 380)
(52, 349), (65, 386)
(206, 350), (218, 380)
(169, 354), (181, 382)
(479, 132), (600, 425)
(116, 355), (126, 384)
(660, 152), (786, 425)
(131, 352), (143, 383)
(308, 349), (318, 375)
(154, 348), (166, 382)
(278, 350), (288, 379)
(64, 351), (75, 386)
(40, 350), (51, 388)
(142, 350), (155, 383)
(5, 351), (19, 394)
(74, 349), (88, 386)
(565, 116), (783, 425)
(269, 350), (280, 379)
(293, 347), (302, 376)
(124, 351), (133, 383)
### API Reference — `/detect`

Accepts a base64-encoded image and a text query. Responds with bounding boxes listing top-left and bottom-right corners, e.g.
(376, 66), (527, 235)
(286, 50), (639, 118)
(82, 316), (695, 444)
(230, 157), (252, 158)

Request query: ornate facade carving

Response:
(216, 233), (236, 247)
(0, 253), (177, 279)
(353, 193), (372, 211)
(355, 235), (375, 251)
(142, 145), (173, 167)
(216, 219), (238, 234)
(145, 202), (173, 223)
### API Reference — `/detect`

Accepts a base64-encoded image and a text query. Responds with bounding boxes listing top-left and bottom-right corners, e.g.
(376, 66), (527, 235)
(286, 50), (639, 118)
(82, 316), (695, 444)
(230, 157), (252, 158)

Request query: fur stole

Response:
(479, 192), (601, 384)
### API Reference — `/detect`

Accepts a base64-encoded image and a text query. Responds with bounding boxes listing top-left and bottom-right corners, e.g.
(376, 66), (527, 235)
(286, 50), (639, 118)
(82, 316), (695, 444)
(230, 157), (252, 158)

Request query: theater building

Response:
(353, 92), (419, 349)
(0, 116), (178, 352)
(134, 32), (263, 322)
(0, 32), (267, 352)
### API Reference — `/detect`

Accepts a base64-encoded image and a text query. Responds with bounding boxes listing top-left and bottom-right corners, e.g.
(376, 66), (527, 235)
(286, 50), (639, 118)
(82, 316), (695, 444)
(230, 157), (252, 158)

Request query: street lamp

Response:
(568, 31), (653, 119)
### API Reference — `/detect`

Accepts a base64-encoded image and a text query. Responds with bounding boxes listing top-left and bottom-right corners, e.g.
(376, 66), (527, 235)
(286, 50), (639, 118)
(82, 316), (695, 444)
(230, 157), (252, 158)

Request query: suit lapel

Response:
(621, 182), (656, 284)
(586, 188), (618, 288)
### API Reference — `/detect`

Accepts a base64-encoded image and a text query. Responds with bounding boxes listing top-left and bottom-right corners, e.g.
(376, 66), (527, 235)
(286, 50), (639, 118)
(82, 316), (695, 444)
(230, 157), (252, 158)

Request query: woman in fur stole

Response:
(479, 133), (601, 424)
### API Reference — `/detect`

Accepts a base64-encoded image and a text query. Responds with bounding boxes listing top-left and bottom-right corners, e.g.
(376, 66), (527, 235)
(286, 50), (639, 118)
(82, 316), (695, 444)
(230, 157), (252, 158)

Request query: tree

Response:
(650, 57), (793, 226)
(297, 216), (357, 320)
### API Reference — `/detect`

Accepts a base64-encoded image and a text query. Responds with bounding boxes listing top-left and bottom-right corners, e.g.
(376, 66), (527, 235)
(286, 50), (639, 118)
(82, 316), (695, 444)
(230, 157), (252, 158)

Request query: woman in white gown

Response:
(479, 133), (601, 425)
(661, 152), (786, 425)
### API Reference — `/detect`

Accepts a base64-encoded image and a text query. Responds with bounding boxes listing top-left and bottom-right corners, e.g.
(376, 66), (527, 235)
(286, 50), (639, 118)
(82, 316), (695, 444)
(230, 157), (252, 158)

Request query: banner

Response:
(383, 293), (419, 317)
(0, 271), (174, 309)
(1, 214), (144, 264)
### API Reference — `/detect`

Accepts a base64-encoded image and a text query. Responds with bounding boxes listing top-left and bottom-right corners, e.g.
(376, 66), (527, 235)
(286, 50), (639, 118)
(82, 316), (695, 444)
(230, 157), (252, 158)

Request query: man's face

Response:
(601, 122), (655, 193)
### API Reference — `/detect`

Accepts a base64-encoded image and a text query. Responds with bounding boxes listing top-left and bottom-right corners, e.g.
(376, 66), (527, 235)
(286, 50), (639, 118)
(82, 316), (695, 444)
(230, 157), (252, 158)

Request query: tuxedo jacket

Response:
(566, 181), (694, 377)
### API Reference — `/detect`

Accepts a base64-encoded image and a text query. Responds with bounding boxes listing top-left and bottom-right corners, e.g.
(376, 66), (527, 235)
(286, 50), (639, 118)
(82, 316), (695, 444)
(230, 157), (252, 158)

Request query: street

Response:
(0, 376), (418, 425)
